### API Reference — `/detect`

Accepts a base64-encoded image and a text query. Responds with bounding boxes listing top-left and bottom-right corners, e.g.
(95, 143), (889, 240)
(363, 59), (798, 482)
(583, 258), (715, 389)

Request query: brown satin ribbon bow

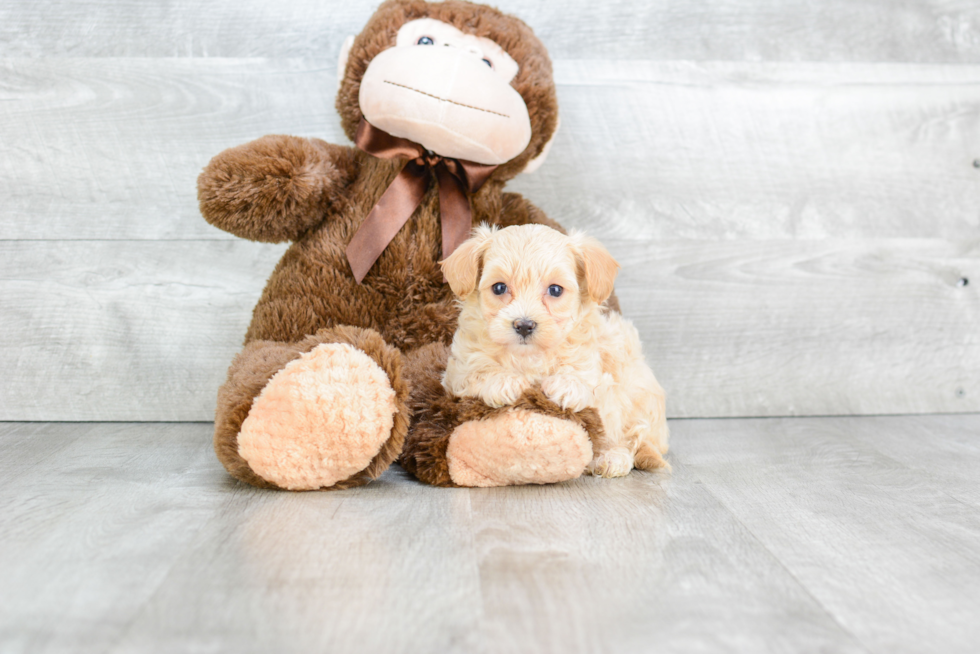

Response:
(346, 119), (497, 284)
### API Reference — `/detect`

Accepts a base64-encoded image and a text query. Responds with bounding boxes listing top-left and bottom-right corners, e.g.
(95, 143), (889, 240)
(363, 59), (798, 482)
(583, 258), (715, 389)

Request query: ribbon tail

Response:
(347, 163), (428, 283)
(455, 161), (497, 194)
(436, 164), (473, 261)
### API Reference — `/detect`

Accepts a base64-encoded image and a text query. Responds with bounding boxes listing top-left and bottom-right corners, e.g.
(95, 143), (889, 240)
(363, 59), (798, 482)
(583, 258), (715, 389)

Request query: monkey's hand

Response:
(198, 135), (359, 243)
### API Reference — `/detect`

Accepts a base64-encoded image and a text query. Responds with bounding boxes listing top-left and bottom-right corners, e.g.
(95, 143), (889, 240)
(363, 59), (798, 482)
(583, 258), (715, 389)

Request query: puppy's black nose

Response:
(513, 319), (536, 338)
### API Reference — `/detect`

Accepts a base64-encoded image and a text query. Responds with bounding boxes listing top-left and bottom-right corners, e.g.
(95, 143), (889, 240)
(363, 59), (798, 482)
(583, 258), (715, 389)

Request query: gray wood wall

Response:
(2, 0), (978, 421)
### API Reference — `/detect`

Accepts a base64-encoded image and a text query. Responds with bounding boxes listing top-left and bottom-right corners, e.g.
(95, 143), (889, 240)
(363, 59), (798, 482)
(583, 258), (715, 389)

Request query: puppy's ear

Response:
(440, 225), (495, 297)
(571, 232), (621, 304)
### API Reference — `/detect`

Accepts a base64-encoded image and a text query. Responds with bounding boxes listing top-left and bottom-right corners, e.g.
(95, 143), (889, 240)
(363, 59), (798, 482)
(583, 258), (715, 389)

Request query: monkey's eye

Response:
(492, 282), (507, 296)
(481, 58), (493, 68)
(417, 36), (434, 45)
(548, 284), (564, 298)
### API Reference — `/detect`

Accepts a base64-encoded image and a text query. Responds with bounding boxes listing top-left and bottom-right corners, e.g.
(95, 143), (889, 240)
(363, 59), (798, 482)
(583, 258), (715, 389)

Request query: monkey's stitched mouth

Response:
(383, 80), (510, 118)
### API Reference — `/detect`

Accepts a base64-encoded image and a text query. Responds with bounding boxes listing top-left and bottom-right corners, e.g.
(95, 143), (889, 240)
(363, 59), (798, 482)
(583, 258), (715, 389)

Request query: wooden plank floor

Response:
(2, 416), (978, 654)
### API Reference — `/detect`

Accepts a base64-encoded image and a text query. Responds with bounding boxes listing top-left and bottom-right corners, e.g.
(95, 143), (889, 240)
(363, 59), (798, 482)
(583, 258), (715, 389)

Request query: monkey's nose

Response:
(513, 319), (536, 338)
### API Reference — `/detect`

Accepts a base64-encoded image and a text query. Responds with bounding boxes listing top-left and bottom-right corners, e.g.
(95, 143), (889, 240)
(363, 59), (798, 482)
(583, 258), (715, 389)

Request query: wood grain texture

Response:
(0, 58), (343, 241)
(2, 59), (979, 240)
(0, 421), (857, 654)
(466, 467), (866, 654)
(1, 0), (979, 62)
(616, 238), (980, 418)
(672, 415), (980, 654)
(3, 417), (979, 652)
(4, 8), (979, 421)
(111, 462), (486, 653)
(510, 61), (980, 240)
(843, 414), (980, 507)
(0, 423), (224, 654)
(1, 239), (975, 421)
(0, 240), (287, 421)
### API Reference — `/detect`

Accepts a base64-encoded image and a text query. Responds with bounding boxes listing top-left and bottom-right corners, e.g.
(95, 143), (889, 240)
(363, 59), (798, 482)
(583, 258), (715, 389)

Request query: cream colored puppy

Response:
(440, 224), (669, 477)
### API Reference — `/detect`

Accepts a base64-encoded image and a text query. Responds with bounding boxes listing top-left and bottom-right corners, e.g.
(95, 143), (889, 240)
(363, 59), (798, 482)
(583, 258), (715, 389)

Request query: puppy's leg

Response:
(620, 335), (670, 472)
(588, 447), (635, 478)
(443, 351), (531, 408)
(632, 381), (671, 472)
(587, 374), (635, 478)
(445, 368), (530, 408)
(635, 439), (669, 471)
(541, 372), (595, 412)
(590, 312), (671, 476)
(475, 372), (531, 408)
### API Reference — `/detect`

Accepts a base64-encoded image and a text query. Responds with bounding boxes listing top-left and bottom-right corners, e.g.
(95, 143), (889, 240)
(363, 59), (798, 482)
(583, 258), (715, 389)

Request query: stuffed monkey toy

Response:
(199, 0), (615, 489)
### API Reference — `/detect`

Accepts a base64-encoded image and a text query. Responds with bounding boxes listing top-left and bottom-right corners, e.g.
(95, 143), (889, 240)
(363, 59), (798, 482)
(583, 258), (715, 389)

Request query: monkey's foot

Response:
(215, 327), (409, 491)
(401, 369), (598, 488)
(446, 409), (593, 487)
(237, 343), (397, 490)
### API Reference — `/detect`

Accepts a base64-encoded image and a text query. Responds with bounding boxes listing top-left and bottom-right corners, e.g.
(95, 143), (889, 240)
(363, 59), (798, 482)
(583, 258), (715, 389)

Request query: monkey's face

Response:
(358, 18), (532, 165)
(337, 1), (560, 178)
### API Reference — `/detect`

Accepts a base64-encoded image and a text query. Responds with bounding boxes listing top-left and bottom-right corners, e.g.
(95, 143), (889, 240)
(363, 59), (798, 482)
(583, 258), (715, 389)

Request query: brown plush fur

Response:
(200, 0), (614, 489)
(400, 343), (606, 487)
(198, 136), (360, 244)
(215, 326), (410, 490)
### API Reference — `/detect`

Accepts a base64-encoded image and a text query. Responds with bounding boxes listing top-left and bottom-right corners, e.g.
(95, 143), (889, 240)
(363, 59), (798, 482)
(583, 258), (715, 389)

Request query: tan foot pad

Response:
(446, 410), (593, 487)
(238, 343), (397, 490)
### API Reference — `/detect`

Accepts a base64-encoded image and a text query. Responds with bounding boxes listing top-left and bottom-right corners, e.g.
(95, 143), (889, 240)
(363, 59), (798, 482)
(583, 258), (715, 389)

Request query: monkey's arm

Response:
(198, 135), (359, 243)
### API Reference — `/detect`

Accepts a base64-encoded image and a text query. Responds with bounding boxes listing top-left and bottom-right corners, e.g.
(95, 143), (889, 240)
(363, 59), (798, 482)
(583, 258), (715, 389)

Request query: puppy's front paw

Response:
(587, 448), (634, 478)
(542, 374), (594, 412)
(478, 374), (529, 408)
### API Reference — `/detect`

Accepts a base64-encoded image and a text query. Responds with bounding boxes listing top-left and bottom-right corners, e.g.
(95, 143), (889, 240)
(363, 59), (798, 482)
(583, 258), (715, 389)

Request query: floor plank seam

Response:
(679, 457), (877, 654)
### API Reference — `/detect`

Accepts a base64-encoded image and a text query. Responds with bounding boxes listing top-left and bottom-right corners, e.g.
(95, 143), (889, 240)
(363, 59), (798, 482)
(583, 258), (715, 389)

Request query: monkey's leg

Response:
(214, 326), (409, 491)
(400, 344), (596, 488)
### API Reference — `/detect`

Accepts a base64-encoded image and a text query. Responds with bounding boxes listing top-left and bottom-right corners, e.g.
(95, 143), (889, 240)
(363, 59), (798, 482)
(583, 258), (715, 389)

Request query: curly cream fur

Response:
(441, 224), (669, 476)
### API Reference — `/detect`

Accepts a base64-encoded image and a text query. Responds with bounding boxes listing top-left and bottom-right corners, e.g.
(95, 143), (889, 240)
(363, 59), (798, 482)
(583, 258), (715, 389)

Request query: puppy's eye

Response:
(548, 284), (564, 297)
(481, 58), (493, 68)
(492, 282), (507, 295)
(417, 36), (435, 45)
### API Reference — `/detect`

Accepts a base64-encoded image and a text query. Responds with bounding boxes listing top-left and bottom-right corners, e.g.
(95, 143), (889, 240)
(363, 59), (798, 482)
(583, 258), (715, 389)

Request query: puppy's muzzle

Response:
(513, 319), (536, 338)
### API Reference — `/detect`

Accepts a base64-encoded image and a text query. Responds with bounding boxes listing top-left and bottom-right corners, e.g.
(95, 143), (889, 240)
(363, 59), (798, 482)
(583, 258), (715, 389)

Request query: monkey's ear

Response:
(441, 225), (496, 298)
(521, 116), (560, 174)
(571, 231), (620, 304)
(337, 35), (355, 91)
